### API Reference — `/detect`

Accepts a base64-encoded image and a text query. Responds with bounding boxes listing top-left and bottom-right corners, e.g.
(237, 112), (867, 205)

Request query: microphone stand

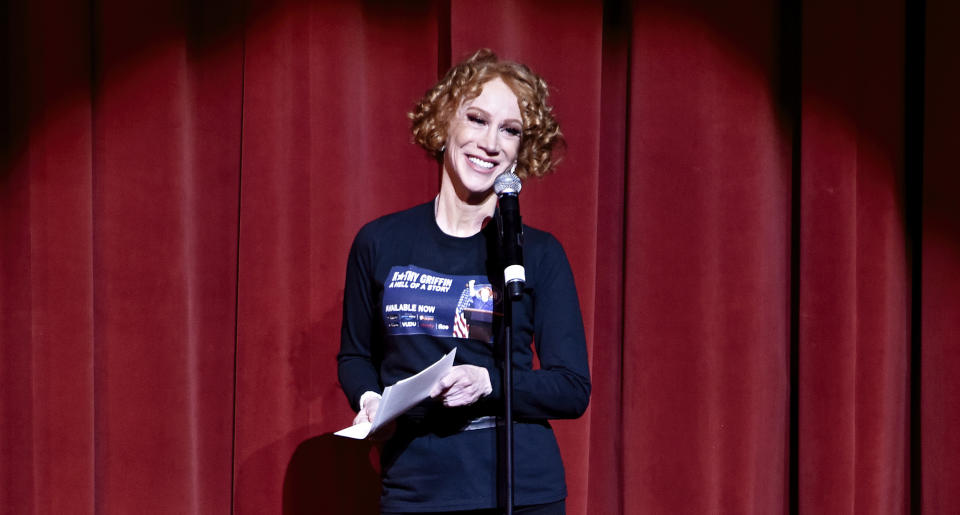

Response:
(494, 172), (523, 515)
(498, 293), (515, 515)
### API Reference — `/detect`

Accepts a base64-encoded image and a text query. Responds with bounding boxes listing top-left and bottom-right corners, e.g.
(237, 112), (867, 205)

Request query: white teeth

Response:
(467, 156), (495, 169)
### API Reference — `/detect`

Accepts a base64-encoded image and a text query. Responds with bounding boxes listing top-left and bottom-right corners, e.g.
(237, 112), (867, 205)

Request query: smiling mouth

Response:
(467, 156), (497, 170)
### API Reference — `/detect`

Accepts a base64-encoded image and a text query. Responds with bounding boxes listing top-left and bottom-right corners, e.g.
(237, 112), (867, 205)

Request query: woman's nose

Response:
(478, 126), (500, 154)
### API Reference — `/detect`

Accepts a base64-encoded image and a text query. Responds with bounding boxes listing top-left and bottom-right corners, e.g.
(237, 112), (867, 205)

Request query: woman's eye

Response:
(467, 114), (486, 125)
(504, 127), (521, 137)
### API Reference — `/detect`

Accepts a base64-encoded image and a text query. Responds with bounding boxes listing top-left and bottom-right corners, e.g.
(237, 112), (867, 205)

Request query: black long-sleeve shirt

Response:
(337, 201), (590, 511)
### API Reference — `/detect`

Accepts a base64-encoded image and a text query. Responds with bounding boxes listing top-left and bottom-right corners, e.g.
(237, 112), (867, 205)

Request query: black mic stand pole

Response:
(494, 172), (523, 515)
(499, 293), (515, 515)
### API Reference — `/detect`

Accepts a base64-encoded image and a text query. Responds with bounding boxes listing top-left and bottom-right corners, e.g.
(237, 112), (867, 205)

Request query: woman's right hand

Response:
(353, 395), (380, 425)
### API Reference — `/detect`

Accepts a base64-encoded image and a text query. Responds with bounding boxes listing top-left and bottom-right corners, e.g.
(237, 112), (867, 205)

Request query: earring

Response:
(508, 162), (517, 175)
(439, 144), (446, 153)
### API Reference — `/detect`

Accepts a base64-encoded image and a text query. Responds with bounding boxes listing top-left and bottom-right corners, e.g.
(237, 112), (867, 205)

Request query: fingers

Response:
(352, 411), (368, 425)
(431, 365), (492, 407)
(353, 398), (379, 425)
(429, 374), (454, 398)
(352, 407), (371, 425)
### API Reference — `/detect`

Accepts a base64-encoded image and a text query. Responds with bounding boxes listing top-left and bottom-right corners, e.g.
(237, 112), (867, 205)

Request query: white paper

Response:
(335, 348), (457, 439)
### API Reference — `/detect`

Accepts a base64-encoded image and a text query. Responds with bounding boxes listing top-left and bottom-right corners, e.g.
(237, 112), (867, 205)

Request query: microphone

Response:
(494, 171), (524, 300)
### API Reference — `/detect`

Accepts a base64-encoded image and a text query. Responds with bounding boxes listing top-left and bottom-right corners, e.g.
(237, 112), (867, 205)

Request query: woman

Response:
(338, 49), (591, 515)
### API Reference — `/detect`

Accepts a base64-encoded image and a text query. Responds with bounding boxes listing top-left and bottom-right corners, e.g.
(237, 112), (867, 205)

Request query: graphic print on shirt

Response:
(382, 265), (501, 344)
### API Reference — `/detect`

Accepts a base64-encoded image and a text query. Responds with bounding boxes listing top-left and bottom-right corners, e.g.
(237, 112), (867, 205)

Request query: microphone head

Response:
(494, 171), (522, 196)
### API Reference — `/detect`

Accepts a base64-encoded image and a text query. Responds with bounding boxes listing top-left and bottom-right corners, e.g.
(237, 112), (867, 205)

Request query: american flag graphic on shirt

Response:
(453, 286), (473, 338)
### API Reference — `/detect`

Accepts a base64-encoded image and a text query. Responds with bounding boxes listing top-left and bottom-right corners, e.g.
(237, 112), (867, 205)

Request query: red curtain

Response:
(1, 0), (957, 513)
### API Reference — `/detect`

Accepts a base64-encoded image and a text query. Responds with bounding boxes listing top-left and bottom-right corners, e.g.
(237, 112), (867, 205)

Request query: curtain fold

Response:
(585, 1), (632, 513)
(797, 0), (910, 512)
(623, 2), (790, 512)
(1, 0), (957, 514)
(1, 0), (95, 512)
(921, 0), (960, 512)
(234, 2), (441, 512)
(87, 0), (243, 512)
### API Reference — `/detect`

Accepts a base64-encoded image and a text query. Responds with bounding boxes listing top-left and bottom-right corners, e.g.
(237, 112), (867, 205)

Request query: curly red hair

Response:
(409, 49), (564, 180)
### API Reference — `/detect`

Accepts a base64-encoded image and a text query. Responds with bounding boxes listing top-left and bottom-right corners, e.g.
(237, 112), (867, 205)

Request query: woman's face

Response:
(443, 77), (522, 199)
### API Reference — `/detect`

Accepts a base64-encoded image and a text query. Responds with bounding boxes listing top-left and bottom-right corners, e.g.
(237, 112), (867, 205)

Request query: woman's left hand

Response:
(429, 365), (493, 407)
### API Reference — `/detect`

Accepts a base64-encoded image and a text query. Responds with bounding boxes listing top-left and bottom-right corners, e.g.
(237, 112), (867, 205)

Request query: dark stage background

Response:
(2, 0), (958, 513)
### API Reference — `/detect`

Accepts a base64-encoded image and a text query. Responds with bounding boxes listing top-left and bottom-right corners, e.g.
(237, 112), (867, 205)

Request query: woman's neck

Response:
(435, 178), (496, 237)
